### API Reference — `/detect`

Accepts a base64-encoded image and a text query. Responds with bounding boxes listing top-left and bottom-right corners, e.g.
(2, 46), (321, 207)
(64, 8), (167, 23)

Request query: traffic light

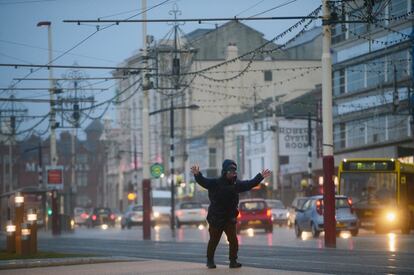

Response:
(73, 104), (80, 125)
(47, 207), (52, 216)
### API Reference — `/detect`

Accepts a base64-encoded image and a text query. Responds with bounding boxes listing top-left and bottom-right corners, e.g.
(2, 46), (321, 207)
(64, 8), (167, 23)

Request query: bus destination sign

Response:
(343, 160), (395, 171)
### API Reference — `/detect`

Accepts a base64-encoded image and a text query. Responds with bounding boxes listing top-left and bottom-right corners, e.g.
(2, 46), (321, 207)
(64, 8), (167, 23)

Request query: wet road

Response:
(49, 224), (414, 253)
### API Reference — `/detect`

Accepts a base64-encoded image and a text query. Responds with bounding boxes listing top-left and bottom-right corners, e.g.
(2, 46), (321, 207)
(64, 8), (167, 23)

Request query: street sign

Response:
(46, 165), (64, 190)
(150, 163), (164, 178)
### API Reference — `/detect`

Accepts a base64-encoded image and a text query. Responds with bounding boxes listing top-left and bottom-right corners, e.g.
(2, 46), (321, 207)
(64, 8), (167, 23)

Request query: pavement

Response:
(0, 257), (325, 274)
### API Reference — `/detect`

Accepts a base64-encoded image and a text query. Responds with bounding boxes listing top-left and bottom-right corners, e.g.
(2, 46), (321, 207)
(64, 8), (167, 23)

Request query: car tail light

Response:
(176, 210), (183, 217)
(110, 214), (115, 220)
(92, 215), (97, 221)
(81, 213), (88, 219)
(237, 212), (241, 219)
(200, 209), (207, 216)
(266, 209), (272, 217)
(316, 200), (323, 215)
(348, 197), (354, 214)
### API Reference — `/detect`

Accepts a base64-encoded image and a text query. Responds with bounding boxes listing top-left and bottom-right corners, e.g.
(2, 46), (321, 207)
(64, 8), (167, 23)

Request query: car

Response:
(121, 205), (143, 229)
(266, 199), (289, 226)
(152, 190), (172, 224)
(294, 195), (359, 238)
(73, 207), (89, 226)
(236, 198), (273, 234)
(87, 207), (116, 228)
(175, 201), (207, 228)
(287, 197), (308, 227)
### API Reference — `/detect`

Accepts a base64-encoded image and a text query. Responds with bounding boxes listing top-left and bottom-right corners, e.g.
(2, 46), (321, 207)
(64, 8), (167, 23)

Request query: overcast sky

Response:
(0, 0), (321, 140)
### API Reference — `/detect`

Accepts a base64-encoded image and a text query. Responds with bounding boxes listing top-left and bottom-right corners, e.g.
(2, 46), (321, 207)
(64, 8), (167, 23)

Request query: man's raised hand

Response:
(191, 164), (200, 176)
(261, 169), (272, 179)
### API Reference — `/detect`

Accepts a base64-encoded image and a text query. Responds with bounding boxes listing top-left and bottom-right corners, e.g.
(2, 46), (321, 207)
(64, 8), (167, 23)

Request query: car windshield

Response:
(180, 203), (202, 209)
(153, 197), (171, 206)
(96, 208), (110, 214)
(335, 198), (351, 209)
(132, 206), (143, 211)
(267, 200), (285, 209)
(240, 201), (266, 211)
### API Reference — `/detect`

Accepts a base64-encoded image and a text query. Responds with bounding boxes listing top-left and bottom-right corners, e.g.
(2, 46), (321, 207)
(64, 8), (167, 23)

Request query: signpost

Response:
(46, 165), (64, 190)
(151, 163), (164, 179)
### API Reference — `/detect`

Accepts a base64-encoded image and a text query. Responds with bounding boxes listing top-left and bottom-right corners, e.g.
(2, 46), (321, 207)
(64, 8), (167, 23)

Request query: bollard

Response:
(6, 221), (16, 253)
(27, 209), (38, 254)
(21, 223), (31, 256)
(14, 192), (24, 255)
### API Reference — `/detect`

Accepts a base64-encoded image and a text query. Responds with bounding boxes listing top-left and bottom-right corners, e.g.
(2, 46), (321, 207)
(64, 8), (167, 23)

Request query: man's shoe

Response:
(229, 260), (242, 268)
(206, 259), (216, 269)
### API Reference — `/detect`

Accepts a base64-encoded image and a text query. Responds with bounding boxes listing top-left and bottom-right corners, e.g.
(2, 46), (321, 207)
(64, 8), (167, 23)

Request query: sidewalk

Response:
(0, 257), (325, 274)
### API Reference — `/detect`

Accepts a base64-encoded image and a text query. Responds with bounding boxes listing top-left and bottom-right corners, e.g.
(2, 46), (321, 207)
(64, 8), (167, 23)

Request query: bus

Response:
(338, 158), (414, 234)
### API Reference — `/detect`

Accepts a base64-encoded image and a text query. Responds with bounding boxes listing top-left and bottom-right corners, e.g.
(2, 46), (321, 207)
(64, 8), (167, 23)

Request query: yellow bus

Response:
(338, 158), (414, 234)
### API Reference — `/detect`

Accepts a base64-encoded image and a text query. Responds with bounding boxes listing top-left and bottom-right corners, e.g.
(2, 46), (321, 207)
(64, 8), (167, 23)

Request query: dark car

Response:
(87, 207), (116, 228)
(236, 199), (273, 234)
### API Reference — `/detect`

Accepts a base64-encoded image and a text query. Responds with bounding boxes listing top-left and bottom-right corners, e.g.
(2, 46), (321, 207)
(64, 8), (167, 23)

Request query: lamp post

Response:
(27, 208), (38, 254)
(149, 103), (200, 236)
(6, 220), (16, 253)
(20, 223), (31, 256)
(14, 192), (24, 255)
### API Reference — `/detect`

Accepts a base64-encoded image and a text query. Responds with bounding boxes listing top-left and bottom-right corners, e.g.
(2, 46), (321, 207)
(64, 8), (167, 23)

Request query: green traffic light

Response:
(47, 208), (52, 216)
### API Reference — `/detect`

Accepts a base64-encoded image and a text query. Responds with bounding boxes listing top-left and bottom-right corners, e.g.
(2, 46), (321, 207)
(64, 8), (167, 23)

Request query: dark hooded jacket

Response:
(194, 159), (264, 229)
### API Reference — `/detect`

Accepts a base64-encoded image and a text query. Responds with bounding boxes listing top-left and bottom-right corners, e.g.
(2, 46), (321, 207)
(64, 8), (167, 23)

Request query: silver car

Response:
(294, 195), (359, 238)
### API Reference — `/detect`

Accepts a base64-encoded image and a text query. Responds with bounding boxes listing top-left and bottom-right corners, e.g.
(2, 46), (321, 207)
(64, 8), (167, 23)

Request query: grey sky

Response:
(0, 0), (321, 139)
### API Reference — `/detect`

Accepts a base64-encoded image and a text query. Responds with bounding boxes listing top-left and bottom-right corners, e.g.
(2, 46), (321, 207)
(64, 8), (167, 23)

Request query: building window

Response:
(208, 148), (216, 168)
(332, 23), (346, 44)
(388, 0), (408, 18)
(366, 57), (386, 88)
(334, 123), (346, 150)
(77, 173), (88, 187)
(387, 50), (410, 83)
(264, 70), (272, 81)
(346, 64), (365, 94)
(333, 69), (345, 96)
(367, 116), (386, 144)
(346, 120), (366, 148)
(388, 115), (409, 141)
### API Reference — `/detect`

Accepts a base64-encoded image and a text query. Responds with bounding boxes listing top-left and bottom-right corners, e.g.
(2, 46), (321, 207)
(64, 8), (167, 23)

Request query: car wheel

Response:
(350, 228), (359, 236)
(294, 223), (302, 238)
(311, 223), (320, 238)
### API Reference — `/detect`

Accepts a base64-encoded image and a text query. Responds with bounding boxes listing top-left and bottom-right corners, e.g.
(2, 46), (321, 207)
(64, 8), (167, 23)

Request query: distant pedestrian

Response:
(191, 159), (271, 269)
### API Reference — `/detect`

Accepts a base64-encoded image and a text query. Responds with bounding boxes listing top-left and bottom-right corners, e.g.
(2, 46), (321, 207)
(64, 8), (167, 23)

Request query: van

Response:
(152, 190), (171, 224)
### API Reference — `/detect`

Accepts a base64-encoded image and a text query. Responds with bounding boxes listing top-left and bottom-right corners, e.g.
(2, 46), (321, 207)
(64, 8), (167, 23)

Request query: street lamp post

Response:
(149, 103), (199, 236)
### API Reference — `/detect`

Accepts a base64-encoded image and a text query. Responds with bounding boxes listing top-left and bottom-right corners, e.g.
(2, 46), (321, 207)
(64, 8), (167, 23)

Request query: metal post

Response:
(307, 112), (313, 190)
(322, 0), (336, 248)
(170, 99), (176, 235)
(272, 97), (279, 197)
(141, 0), (152, 240)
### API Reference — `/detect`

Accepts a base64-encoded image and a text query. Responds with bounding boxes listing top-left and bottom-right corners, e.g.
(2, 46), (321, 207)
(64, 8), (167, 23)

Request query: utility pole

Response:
(141, 0), (152, 241)
(169, 4), (182, 237)
(37, 21), (58, 166)
(321, 0), (336, 248)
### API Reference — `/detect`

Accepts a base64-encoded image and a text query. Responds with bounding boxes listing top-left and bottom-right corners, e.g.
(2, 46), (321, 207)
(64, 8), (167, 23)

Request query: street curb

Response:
(0, 256), (141, 270)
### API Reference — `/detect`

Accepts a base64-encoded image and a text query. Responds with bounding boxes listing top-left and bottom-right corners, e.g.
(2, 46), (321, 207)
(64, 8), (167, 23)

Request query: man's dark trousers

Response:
(207, 221), (238, 261)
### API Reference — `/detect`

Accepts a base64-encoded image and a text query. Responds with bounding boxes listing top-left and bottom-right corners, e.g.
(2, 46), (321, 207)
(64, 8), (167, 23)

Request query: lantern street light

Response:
(6, 221), (16, 253)
(149, 103), (200, 236)
(27, 208), (38, 254)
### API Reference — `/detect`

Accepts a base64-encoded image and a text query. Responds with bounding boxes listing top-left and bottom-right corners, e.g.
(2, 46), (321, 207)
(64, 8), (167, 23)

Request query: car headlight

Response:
(153, 212), (160, 218)
(386, 211), (396, 222)
(286, 212), (290, 218)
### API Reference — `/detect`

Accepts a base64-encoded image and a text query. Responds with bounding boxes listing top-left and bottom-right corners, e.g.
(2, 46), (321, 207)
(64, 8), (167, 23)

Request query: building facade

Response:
(331, 0), (414, 163)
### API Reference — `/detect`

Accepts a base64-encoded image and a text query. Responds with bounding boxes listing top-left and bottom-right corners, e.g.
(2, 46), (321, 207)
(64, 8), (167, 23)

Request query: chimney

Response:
(226, 42), (238, 60)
